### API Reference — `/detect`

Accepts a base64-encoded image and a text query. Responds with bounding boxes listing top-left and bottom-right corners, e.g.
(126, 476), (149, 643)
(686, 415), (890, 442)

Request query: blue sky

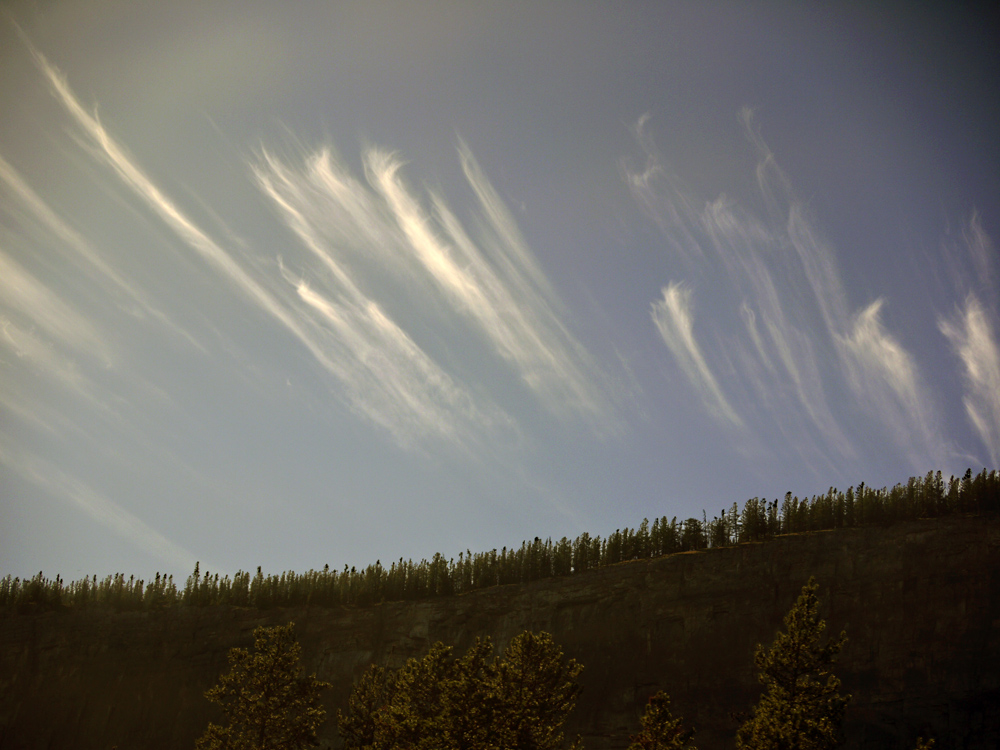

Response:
(2, 2), (998, 582)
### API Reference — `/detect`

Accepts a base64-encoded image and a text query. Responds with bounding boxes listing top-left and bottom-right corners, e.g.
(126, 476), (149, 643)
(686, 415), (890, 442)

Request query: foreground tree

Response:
(628, 692), (696, 750)
(736, 578), (850, 750)
(197, 622), (330, 750)
(337, 664), (397, 750)
(339, 631), (582, 750)
(493, 631), (584, 750)
(373, 642), (461, 750)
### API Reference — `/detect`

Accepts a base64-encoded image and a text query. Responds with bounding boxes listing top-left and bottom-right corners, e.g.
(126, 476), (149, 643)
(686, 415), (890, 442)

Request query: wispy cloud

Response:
(963, 211), (995, 295)
(29, 43), (502, 448)
(290, 273), (506, 447)
(621, 114), (704, 270)
(0, 446), (198, 573)
(651, 283), (742, 427)
(454, 138), (560, 306)
(700, 196), (851, 456)
(0, 152), (206, 352)
(31, 50), (298, 331)
(839, 300), (942, 468)
(254, 139), (615, 430)
(940, 295), (1000, 466)
(0, 316), (105, 415)
(0, 248), (111, 365)
(1, 153), (120, 285)
(933, 213), (1000, 465)
(625, 111), (950, 467)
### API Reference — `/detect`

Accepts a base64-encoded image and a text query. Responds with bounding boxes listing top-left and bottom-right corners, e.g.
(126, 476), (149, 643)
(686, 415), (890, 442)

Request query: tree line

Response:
(3, 468), (998, 612)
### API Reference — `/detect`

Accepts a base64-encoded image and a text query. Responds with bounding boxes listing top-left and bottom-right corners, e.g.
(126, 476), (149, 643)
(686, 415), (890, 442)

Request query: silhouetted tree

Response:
(196, 622), (330, 750)
(493, 631), (584, 750)
(373, 642), (455, 750)
(338, 664), (397, 750)
(680, 518), (705, 551)
(439, 638), (501, 750)
(628, 691), (696, 750)
(736, 578), (849, 750)
(341, 631), (582, 750)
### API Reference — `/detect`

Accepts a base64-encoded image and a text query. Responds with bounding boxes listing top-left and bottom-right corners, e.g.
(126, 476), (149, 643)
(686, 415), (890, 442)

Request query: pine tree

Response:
(337, 664), (397, 750)
(493, 631), (584, 750)
(736, 578), (849, 750)
(196, 622), (330, 750)
(628, 692), (696, 750)
(351, 638), (500, 750)
(373, 642), (456, 750)
(340, 631), (582, 750)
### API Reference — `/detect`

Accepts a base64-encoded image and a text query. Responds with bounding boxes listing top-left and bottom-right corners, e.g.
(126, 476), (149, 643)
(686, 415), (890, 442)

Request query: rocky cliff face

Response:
(1, 515), (998, 750)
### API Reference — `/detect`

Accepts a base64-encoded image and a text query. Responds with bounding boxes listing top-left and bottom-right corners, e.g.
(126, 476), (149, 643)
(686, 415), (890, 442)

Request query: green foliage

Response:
(373, 642), (459, 750)
(493, 631), (584, 750)
(337, 664), (397, 750)
(339, 631), (582, 750)
(736, 579), (849, 750)
(196, 622), (330, 750)
(0, 570), (179, 610)
(3, 468), (998, 613)
(628, 692), (696, 750)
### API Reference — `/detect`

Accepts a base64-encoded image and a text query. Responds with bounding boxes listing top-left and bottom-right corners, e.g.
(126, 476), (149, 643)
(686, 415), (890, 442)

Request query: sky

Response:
(1, 2), (998, 583)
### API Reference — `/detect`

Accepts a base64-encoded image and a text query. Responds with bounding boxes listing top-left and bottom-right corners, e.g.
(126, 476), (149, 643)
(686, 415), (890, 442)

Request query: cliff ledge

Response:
(1, 515), (997, 749)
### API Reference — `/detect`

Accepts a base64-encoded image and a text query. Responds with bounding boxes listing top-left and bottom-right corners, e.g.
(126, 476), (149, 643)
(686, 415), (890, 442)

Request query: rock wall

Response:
(1, 515), (998, 749)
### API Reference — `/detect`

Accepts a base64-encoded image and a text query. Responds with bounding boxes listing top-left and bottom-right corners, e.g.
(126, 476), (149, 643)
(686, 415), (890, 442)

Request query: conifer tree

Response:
(340, 631), (582, 750)
(439, 637), (502, 750)
(736, 578), (849, 750)
(374, 642), (456, 750)
(493, 631), (584, 750)
(628, 692), (696, 750)
(196, 622), (330, 750)
(337, 664), (397, 750)
(349, 640), (500, 750)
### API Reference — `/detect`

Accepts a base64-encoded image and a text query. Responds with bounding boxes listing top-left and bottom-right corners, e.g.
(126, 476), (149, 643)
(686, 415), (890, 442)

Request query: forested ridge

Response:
(4, 468), (998, 612)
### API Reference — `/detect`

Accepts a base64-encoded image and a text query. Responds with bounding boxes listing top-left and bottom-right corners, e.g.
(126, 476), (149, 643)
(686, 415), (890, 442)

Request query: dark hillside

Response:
(1, 514), (998, 749)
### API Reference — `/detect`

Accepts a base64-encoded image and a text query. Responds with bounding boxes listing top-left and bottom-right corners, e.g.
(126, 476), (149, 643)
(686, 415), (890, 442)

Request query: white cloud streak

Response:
(651, 283), (742, 427)
(940, 295), (1000, 467)
(622, 114), (705, 269)
(625, 112), (948, 466)
(254, 140), (614, 429)
(934, 213), (1000, 464)
(292, 275), (504, 447)
(32, 52), (297, 332)
(699, 196), (852, 455)
(0, 316), (114, 424)
(0, 152), (205, 352)
(454, 138), (560, 305)
(1, 152), (119, 284)
(0, 446), (198, 573)
(30, 44), (498, 448)
(839, 300), (942, 469)
(0, 248), (111, 365)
